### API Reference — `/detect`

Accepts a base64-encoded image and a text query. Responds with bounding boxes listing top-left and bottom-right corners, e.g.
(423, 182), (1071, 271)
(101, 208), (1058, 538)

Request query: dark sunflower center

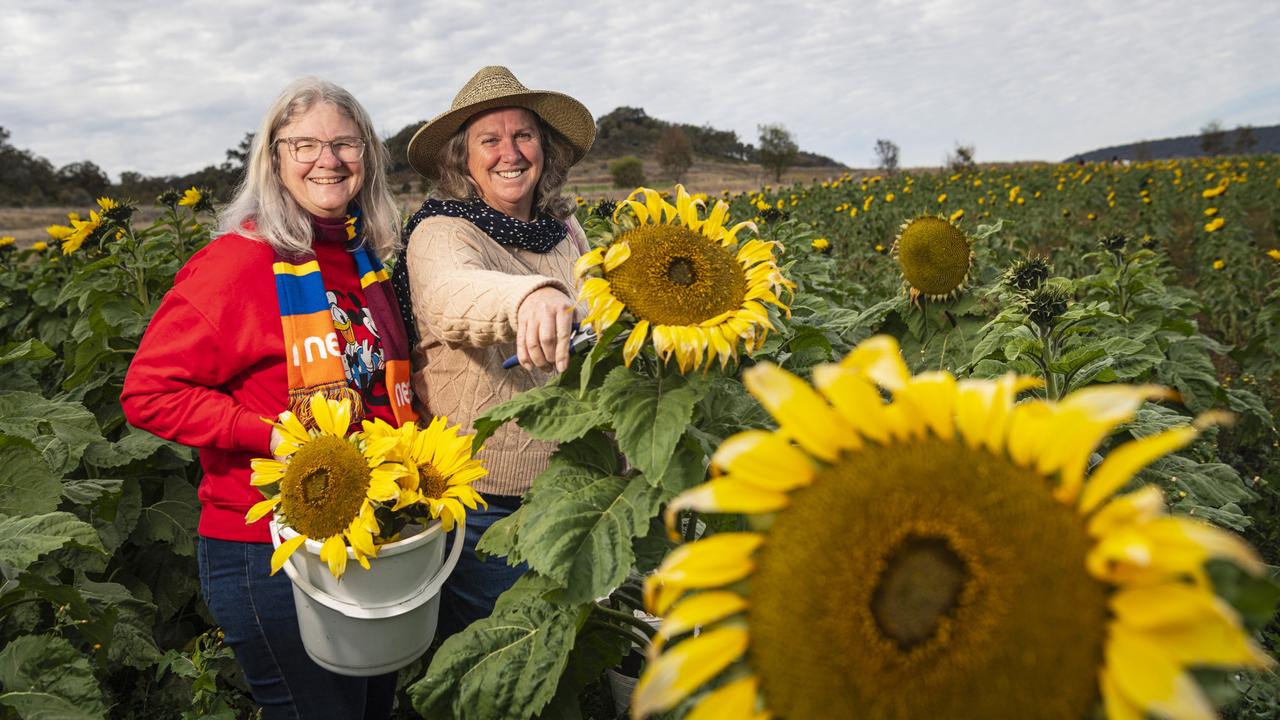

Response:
(870, 536), (967, 650)
(896, 216), (972, 298)
(604, 224), (746, 326)
(279, 435), (370, 539)
(418, 462), (447, 500)
(666, 257), (697, 286)
(746, 438), (1107, 719)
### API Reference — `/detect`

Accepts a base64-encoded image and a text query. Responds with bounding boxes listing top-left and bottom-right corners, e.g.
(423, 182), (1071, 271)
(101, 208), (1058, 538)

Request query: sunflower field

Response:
(1, 157), (1278, 720)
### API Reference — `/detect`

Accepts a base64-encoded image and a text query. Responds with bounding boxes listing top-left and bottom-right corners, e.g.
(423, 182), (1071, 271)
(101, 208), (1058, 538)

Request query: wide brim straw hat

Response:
(406, 66), (595, 179)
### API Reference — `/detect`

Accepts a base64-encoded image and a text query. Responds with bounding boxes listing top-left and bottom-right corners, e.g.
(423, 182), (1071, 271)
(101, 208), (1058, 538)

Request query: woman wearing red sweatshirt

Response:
(121, 78), (415, 720)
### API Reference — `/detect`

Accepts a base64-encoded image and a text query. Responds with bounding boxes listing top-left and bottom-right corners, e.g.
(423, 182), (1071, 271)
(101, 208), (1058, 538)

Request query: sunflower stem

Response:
(591, 603), (657, 639)
(584, 617), (648, 649)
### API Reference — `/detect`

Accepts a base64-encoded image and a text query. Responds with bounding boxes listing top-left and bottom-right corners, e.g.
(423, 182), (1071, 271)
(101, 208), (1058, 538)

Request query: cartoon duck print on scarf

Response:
(327, 290), (389, 413)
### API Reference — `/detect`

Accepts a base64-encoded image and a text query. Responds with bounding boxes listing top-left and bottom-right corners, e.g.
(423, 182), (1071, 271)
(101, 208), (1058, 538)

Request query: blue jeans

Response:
(435, 495), (528, 639)
(197, 537), (397, 720)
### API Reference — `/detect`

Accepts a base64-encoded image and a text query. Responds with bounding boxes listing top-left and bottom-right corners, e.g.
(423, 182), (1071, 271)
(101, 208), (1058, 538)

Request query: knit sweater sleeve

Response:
(406, 216), (572, 347)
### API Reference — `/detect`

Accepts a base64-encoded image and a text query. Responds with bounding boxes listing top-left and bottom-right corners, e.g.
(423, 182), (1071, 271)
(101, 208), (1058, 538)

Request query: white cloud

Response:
(4, 0), (1277, 178)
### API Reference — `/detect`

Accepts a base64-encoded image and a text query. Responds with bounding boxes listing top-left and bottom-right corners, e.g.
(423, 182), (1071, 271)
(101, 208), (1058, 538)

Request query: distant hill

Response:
(1066, 124), (1280, 162)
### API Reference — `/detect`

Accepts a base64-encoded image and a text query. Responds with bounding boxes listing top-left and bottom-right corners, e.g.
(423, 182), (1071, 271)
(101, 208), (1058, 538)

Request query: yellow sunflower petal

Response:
(838, 334), (909, 392)
(1111, 584), (1273, 668)
(645, 533), (762, 615)
(573, 247), (605, 278)
(1079, 426), (1199, 514)
(743, 363), (856, 462)
(624, 321), (650, 367)
(249, 458), (287, 486)
(603, 242), (632, 272)
(893, 370), (959, 441)
(632, 627), (748, 719)
(811, 363), (894, 444)
(685, 676), (764, 720)
(319, 534), (348, 578)
(1088, 485), (1166, 538)
(1099, 667), (1149, 720)
(1104, 626), (1216, 720)
(269, 534), (308, 575)
(650, 591), (748, 655)
(275, 410), (312, 446)
(710, 430), (813, 492)
(663, 480), (790, 534)
(245, 497), (280, 524)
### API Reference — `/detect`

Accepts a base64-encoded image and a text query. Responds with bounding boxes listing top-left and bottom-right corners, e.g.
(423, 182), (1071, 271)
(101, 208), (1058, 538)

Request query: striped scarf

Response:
(273, 209), (418, 428)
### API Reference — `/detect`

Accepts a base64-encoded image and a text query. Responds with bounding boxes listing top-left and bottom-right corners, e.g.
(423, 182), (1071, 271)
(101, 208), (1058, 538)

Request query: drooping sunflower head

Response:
(576, 185), (794, 373)
(246, 395), (399, 579)
(1003, 256), (1051, 291)
(892, 215), (973, 302)
(635, 336), (1272, 720)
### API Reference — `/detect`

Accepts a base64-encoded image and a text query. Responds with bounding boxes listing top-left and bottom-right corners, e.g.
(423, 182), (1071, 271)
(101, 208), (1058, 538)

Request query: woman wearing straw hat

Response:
(391, 66), (595, 636)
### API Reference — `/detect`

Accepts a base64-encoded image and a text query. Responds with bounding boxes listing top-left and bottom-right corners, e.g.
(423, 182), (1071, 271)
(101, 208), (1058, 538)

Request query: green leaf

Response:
(0, 392), (104, 475)
(1047, 344), (1106, 375)
(81, 426), (177, 469)
(410, 595), (582, 720)
(132, 476), (200, 556)
(60, 477), (124, 507)
(472, 384), (605, 452)
(77, 578), (163, 669)
(599, 367), (703, 483)
(519, 460), (662, 604)
(578, 321), (627, 396)
(0, 635), (106, 719)
(0, 512), (105, 575)
(0, 339), (55, 368)
(0, 435), (61, 516)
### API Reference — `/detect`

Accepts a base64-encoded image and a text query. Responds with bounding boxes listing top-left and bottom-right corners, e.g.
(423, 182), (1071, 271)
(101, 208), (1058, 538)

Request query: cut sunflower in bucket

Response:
(575, 185), (794, 372)
(634, 335), (1273, 720)
(360, 414), (488, 532)
(892, 214), (973, 303)
(246, 394), (403, 579)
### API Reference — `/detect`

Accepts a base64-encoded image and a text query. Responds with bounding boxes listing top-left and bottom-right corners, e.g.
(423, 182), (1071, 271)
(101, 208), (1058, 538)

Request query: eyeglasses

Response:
(274, 136), (367, 163)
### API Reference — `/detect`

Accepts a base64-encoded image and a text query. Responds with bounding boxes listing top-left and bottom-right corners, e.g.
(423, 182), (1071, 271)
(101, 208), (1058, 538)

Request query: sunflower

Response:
(892, 215), (973, 303)
(361, 415), (488, 532)
(246, 395), (402, 579)
(634, 336), (1272, 720)
(575, 186), (794, 372)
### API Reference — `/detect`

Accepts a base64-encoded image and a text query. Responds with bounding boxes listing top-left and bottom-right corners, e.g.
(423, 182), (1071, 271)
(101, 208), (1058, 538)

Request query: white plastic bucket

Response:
(270, 519), (465, 676)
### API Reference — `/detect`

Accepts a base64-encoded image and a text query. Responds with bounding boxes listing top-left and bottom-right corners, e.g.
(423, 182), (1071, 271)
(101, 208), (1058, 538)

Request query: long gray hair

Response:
(432, 109), (576, 220)
(218, 77), (400, 258)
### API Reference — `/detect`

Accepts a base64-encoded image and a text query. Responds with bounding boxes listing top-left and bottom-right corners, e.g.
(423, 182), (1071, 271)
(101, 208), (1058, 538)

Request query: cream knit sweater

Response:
(405, 215), (586, 497)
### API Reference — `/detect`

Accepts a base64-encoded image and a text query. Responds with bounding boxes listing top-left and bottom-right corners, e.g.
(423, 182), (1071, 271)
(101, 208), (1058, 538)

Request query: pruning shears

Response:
(501, 322), (597, 370)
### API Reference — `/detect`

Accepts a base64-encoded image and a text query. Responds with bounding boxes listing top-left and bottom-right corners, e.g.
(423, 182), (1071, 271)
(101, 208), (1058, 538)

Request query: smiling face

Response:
(465, 107), (544, 221)
(275, 102), (365, 219)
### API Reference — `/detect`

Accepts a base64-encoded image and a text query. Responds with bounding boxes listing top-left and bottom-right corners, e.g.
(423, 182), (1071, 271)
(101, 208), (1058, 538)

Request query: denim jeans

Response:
(197, 537), (397, 720)
(435, 494), (528, 640)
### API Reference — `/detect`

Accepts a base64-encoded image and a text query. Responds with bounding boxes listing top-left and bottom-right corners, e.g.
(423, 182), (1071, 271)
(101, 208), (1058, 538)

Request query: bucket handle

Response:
(273, 519), (467, 620)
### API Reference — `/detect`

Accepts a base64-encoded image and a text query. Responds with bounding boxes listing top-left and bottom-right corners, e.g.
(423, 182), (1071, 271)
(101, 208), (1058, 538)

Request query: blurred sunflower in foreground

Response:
(576, 185), (793, 372)
(636, 336), (1273, 720)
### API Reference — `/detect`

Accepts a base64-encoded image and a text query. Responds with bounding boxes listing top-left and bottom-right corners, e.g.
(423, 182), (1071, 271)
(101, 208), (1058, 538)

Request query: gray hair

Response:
(218, 77), (400, 258)
(432, 109), (576, 220)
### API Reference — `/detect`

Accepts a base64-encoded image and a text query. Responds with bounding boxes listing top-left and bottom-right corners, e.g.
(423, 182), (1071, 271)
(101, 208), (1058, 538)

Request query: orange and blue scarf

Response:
(273, 208), (418, 428)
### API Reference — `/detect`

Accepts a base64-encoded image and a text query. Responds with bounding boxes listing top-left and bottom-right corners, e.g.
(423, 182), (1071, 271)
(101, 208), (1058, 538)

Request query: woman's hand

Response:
(269, 427), (284, 457)
(516, 286), (575, 372)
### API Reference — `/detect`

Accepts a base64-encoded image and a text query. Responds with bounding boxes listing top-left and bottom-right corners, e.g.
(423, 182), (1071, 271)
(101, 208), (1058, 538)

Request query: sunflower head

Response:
(372, 415), (488, 532)
(1003, 256), (1051, 292)
(810, 237), (832, 254)
(576, 185), (794, 372)
(1025, 284), (1071, 326)
(592, 199), (617, 220)
(635, 336), (1272, 720)
(1100, 232), (1128, 258)
(892, 215), (973, 302)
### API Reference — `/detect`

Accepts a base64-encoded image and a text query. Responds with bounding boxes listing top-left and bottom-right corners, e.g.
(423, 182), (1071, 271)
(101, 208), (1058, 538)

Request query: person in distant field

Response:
(390, 65), (595, 637)
(122, 77), (415, 720)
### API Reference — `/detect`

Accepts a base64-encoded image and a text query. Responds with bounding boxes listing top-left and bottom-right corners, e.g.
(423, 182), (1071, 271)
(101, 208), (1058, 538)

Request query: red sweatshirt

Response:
(122, 216), (396, 542)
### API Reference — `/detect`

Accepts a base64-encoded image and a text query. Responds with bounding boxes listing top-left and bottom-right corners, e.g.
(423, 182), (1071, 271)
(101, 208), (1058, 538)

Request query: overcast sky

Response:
(4, 0), (1277, 180)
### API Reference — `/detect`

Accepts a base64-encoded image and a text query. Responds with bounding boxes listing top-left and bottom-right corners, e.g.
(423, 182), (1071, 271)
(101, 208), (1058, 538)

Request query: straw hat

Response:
(406, 66), (595, 178)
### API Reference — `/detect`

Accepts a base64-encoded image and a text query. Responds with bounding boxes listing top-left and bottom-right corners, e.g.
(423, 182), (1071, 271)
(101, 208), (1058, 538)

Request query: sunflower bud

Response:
(1025, 285), (1071, 326)
(1003, 257), (1051, 292)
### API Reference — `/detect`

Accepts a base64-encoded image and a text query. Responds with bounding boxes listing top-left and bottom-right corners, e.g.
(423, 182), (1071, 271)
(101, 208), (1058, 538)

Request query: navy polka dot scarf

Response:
(391, 198), (569, 349)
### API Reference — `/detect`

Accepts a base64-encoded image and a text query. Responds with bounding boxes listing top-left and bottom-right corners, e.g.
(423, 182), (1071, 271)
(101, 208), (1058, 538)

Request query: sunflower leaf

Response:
(0, 339), (55, 367)
(472, 385), (606, 452)
(0, 511), (105, 575)
(410, 585), (583, 720)
(0, 635), (107, 720)
(0, 392), (104, 475)
(578, 321), (627, 396)
(0, 435), (61, 516)
(518, 458), (662, 604)
(599, 367), (704, 483)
